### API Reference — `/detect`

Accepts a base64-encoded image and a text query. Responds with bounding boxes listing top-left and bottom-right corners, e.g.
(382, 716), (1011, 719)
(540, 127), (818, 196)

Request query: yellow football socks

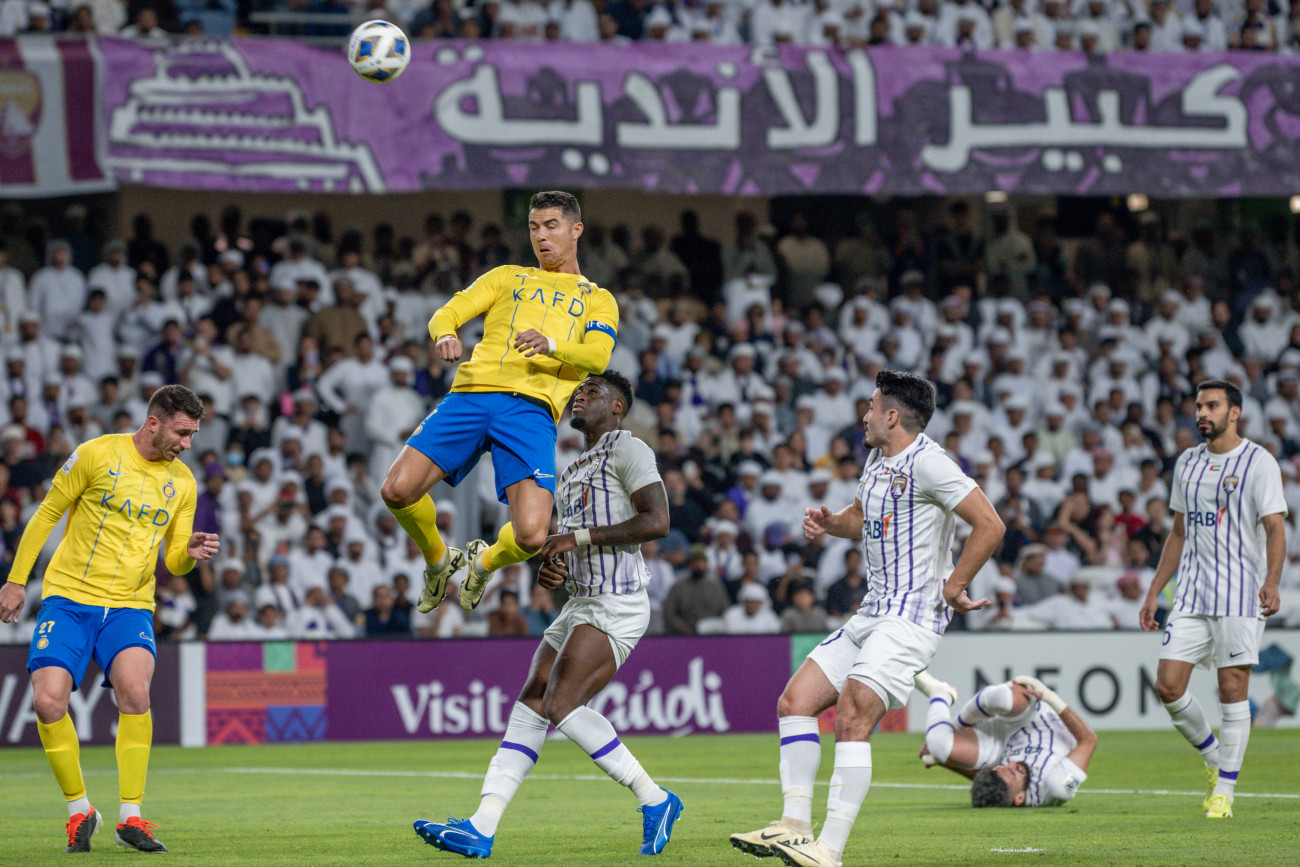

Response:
(388, 495), (448, 565)
(116, 711), (152, 806)
(481, 522), (535, 572)
(38, 714), (87, 803)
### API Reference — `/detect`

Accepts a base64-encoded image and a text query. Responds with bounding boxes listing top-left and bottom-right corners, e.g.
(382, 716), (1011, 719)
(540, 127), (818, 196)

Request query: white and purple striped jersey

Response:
(557, 429), (662, 598)
(854, 433), (978, 634)
(972, 703), (1086, 807)
(1169, 439), (1288, 618)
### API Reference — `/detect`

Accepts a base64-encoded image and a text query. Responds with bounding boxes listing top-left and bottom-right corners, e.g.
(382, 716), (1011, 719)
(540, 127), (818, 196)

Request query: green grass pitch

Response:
(5, 730), (1298, 864)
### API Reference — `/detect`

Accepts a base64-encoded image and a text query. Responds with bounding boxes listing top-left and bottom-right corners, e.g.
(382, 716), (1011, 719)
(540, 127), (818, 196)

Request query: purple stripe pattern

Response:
(500, 740), (539, 763)
(1218, 770), (1239, 781)
(905, 446), (919, 623)
(1195, 734), (1217, 750)
(891, 448), (921, 620)
(1212, 449), (1226, 614)
(855, 434), (971, 635)
(1175, 450), (1211, 613)
(779, 733), (822, 746)
(1189, 452), (1213, 613)
(600, 440), (616, 593)
(557, 430), (650, 598)
(1235, 447), (1260, 617)
(588, 438), (614, 595)
(1174, 442), (1273, 619)
(590, 737), (621, 760)
(998, 703), (1077, 807)
(1223, 448), (1249, 616)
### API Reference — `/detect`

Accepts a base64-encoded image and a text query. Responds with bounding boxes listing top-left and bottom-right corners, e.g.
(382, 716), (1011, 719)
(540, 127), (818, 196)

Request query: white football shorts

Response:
(806, 613), (944, 710)
(543, 589), (650, 669)
(1160, 613), (1266, 670)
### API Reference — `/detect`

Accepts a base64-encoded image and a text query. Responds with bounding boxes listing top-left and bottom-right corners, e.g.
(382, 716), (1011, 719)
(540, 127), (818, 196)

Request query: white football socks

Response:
(777, 716), (820, 832)
(956, 683), (1013, 727)
(1163, 692), (1220, 767)
(471, 702), (549, 837)
(924, 693), (956, 764)
(1213, 700), (1251, 798)
(68, 797), (91, 818)
(820, 741), (871, 857)
(119, 802), (141, 823)
(556, 706), (665, 807)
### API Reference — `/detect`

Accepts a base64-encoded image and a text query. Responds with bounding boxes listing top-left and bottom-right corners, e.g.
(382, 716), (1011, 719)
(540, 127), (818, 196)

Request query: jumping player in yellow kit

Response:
(379, 191), (618, 616)
(0, 384), (220, 853)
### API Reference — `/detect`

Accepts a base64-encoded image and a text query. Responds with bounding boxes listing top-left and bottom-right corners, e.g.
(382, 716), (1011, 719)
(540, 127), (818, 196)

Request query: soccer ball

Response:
(347, 20), (410, 84)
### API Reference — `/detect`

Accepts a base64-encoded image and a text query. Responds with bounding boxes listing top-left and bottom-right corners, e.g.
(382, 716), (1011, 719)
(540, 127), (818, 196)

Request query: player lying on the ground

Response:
(913, 671), (1097, 808)
(413, 371), (682, 859)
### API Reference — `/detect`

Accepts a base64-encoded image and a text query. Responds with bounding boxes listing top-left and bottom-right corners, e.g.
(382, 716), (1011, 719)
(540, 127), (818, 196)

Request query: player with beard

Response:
(730, 369), (1005, 867)
(1140, 379), (1287, 818)
(414, 371), (683, 858)
(0, 385), (220, 853)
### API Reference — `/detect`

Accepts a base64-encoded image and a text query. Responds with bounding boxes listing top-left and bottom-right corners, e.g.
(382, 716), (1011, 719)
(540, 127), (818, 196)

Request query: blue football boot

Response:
(414, 817), (494, 858)
(637, 788), (684, 855)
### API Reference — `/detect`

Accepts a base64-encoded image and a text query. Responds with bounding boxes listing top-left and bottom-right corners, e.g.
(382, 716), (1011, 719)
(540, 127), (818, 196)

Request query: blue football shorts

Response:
(406, 391), (558, 504)
(27, 595), (157, 689)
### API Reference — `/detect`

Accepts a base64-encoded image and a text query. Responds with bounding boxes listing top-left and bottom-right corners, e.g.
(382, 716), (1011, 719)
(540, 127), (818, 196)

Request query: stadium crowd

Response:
(7, 0), (1300, 54)
(0, 195), (1298, 646)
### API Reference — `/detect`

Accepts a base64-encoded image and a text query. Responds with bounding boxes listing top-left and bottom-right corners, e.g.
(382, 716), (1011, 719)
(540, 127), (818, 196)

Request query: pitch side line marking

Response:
(8, 765), (1296, 799)
(217, 767), (1300, 799)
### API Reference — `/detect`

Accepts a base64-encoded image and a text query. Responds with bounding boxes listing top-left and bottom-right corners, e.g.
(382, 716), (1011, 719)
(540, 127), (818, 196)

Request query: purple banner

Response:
(326, 635), (785, 740)
(96, 37), (1300, 197)
(0, 644), (180, 747)
(0, 37), (111, 197)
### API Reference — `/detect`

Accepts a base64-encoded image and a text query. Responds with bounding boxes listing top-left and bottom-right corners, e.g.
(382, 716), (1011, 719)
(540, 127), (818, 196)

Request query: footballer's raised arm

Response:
(428, 266), (507, 342)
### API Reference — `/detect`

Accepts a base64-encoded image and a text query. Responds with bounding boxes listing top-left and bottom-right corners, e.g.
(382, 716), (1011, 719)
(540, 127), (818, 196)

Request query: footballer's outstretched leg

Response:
(416, 374), (673, 856)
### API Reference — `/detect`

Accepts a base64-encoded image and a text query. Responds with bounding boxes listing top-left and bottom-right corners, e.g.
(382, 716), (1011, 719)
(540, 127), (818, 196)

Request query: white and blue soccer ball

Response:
(347, 20), (410, 84)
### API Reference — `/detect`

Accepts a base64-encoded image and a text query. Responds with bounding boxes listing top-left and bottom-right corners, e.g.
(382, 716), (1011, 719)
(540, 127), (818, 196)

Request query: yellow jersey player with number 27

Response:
(380, 190), (617, 620)
(0, 385), (221, 854)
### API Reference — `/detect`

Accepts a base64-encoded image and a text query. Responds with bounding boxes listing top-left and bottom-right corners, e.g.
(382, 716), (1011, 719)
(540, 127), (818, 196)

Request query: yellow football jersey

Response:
(9, 433), (198, 611)
(429, 265), (618, 422)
